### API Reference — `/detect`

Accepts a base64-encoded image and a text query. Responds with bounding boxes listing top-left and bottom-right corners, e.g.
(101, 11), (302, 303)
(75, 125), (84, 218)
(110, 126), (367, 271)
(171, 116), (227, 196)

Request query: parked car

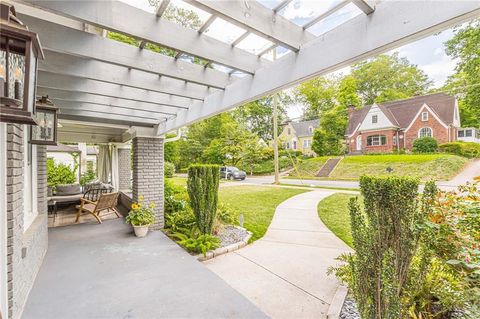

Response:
(220, 166), (246, 180)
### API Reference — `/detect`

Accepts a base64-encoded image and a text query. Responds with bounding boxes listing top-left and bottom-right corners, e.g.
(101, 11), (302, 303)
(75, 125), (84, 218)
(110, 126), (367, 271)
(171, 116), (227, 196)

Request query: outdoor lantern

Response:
(0, 3), (44, 124)
(30, 96), (58, 145)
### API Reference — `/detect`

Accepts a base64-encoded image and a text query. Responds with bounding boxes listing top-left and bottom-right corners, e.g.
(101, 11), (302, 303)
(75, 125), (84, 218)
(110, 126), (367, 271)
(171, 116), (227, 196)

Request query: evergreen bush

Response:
(439, 141), (480, 158)
(47, 158), (76, 190)
(347, 175), (423, 318)
(412, 137), (438, 153)
(164, 161), (176, 178)
(187, 164), (220, 234)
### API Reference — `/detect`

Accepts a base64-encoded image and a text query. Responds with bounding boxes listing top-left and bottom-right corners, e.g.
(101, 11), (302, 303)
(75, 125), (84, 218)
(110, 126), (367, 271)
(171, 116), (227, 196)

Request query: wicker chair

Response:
(75, 192), (120, 224)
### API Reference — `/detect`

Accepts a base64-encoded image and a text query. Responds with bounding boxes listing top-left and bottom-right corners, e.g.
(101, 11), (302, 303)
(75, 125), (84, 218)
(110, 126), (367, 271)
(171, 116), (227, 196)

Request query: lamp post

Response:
(0, 3), (44, 124)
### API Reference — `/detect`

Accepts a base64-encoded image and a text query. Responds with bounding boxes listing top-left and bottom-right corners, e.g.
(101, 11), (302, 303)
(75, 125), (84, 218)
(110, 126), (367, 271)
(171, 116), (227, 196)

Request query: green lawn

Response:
(287, 156), (330, 178)
(219, 186), (308, 241)
(169, 176), (187, 188)
(330, 154), (468, 181)
(317, 193), (362, 247)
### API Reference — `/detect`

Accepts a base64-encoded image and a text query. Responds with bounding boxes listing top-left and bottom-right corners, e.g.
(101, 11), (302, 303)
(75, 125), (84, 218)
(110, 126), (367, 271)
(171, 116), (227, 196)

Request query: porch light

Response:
(30, 96), (58, 145)
(0, 3), (44, 124)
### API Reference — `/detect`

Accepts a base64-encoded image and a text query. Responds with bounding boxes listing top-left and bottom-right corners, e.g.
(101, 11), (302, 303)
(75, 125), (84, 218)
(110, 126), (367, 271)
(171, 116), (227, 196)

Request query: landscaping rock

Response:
(218, 225), (249, 247)
(340, 297), (360, 319)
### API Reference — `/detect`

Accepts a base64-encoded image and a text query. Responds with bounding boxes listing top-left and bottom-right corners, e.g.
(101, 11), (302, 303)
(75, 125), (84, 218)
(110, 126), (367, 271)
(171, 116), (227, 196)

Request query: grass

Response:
(279, 183), (359, 192)
(169, 176), (187, 188)
(330, 154), (468, 181)
(317, 193), (361, 247)
(219, 185), (308, 241)
(240, 157), (293, 175)
(287, 156), (330, 178)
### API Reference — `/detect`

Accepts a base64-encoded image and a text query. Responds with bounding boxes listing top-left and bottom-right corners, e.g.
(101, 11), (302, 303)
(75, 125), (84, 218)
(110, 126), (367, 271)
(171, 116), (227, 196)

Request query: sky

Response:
(123, 0), (460, 119)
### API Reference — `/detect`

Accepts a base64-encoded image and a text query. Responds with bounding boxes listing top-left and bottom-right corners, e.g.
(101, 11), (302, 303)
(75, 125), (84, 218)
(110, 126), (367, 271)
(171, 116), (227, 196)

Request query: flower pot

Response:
(133, 225), (150, 237)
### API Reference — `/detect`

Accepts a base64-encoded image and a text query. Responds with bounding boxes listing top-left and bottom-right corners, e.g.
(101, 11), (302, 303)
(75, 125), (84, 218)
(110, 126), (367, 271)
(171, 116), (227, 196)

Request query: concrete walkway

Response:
(23, 219), (267, 319)
(204, 190), (351, 319)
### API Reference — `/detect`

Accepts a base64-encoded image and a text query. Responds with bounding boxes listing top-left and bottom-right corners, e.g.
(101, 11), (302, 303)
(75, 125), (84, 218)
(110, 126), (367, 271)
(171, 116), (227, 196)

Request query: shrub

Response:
(79, 167), (96, 186)
(171, 232), (220, 256)
(216, 202), (236, 225)
(340, 175), (423, 318)
(413, 137), (438, 153)
(47, 158), (76, 190)
(164, 179), (188, 215)
(439, 141), (480, 158)
(165, 207), (196, 233)
(126, 197), (156, 226)
(164, 161), (176, 178)
(187, 164), (220, 234)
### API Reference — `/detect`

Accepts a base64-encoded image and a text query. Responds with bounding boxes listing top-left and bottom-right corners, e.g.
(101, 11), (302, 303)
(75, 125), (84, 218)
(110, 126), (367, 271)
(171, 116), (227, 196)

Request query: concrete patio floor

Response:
(204, 190), (351, 319)
(23, 218), (267, 319)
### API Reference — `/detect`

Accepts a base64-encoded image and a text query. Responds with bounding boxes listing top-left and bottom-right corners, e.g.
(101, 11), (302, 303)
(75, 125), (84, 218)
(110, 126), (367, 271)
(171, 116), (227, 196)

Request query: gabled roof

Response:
(291, 119), (320, 138)
(346, 93), (456, 136)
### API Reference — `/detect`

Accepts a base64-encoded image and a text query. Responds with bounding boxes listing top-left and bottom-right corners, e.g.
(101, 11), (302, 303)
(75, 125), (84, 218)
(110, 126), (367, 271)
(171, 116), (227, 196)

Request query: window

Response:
(418, 127), (433, 138)
(458, 130), (465, 138)
(421, 112), (429, 121)
(372, 115), (378, 124)
(285, 142), (290, 149)
(287, 128), (291, 135)
(366, 135), (387, 146)
(303, 139), (311, 148)
(465, 129), (473, 137)
(308, 126), (313, 134)
(393, 136), (397, 146)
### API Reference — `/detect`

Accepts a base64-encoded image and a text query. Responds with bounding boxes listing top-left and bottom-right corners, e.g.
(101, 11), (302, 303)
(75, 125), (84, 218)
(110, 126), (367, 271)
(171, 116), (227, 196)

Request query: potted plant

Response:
(126, 196), (156, 237)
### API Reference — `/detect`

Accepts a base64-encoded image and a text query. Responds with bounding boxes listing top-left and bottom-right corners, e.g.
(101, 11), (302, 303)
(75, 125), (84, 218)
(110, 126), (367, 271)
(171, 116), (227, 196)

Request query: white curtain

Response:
(97, 145), (111, 183)
(111, 145), (119, 191)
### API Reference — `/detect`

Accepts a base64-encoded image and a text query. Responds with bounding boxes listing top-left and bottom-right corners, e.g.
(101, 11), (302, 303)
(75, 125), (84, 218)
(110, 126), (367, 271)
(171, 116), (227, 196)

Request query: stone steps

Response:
(316, 157), (342, 177)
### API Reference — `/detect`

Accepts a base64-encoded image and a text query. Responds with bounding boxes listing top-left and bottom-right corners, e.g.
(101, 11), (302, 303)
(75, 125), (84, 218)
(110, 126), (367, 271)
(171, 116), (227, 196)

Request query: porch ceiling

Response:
(11, 0), (480, 135)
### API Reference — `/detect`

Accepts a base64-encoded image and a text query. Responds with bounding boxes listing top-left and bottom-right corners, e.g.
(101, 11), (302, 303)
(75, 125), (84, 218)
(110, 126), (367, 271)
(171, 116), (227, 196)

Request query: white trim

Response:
(421, 111), (429, 121)
(347, 123), (362, 138)
(0, 123), (8, 319)
(405, 103), (448, 132)
(418, 127), (433, 138)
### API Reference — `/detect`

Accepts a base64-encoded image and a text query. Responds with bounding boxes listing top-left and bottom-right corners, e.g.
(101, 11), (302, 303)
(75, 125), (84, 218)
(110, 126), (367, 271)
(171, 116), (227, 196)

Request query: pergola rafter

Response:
(19, 0), (267, 74)
(59, 110), (161, 127)
(159, 0), (480, 134)
(303, 0), (351, 30)
(19, 14), (232, 89)
(184, 0), (316, 51)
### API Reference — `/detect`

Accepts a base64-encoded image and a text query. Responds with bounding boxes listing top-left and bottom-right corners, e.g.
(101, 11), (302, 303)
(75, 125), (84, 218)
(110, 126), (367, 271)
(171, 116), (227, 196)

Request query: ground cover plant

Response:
(329, 177), (480, 318)
(329, 154), (468, 181)
(287, 156), (330, 178)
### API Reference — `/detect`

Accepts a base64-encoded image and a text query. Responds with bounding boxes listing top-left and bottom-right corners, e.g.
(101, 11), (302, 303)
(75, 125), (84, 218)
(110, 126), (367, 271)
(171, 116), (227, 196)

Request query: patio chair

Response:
(75, 192), (121, 224)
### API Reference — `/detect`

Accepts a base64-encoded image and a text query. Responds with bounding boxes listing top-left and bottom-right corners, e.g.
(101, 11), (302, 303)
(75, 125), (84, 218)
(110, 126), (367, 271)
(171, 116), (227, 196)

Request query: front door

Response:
(356, 135), (362, 151)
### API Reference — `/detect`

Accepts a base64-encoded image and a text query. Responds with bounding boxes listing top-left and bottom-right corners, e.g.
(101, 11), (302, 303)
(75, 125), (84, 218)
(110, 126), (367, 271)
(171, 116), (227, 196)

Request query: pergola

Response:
(13, 0), (480, 142)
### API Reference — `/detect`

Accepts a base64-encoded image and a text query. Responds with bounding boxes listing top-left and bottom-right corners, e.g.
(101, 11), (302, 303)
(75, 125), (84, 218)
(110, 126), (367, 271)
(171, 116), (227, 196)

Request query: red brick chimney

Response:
(347, 105), (356, 118)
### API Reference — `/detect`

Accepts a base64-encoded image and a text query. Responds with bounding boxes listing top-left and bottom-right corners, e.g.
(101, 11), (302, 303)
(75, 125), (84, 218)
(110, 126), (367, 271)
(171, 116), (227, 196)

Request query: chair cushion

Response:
(56, 183), (82, 196)
(51, 193), (83, 203)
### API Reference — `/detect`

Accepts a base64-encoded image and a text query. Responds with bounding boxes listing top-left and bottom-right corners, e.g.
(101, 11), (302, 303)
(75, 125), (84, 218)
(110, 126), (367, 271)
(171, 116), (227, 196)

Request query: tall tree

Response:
(337, 75), (361, 108)
(352, 53), (432, 105)
(443, 19), (480, 127)
(296, 75), (340, 120)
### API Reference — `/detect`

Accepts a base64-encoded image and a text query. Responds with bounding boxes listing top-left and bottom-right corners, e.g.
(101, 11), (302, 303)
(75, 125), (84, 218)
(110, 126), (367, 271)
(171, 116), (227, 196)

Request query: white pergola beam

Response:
(198, 14), (216, 33)
(185, 0), (315, 51)
(303, 0), (351, 30)
(273, 0), (293, 13)
(159, 0), (480, 134)
(38, 51), (212, 101)
(19, 14), (231, 89)
(156, 0), (171, 17)
(20, 0), (266, 74)
(59, 110), (161, 127)
(352, 0), (375, 15)
(37, 72), (193, 109)
(36, 88), (182, 115)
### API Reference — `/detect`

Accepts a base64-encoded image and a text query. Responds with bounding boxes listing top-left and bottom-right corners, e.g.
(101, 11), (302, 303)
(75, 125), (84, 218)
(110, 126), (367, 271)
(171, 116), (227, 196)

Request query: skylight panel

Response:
(211, 63), (234, 74)
(257, 0), (284, 10)
(307, 2), (362, 36)
(203, 18), (247, 44)
(163, 0), (212, 31)
(235, 33), (275, 56)
(261, 46), (291, 61)
(119, 0), (155, 13)
(278, 0), (343, 26)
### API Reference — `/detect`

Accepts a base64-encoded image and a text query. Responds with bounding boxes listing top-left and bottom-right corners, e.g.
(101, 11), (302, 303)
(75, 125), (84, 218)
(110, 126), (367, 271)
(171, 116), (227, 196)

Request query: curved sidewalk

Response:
(204, 190), (352, 319)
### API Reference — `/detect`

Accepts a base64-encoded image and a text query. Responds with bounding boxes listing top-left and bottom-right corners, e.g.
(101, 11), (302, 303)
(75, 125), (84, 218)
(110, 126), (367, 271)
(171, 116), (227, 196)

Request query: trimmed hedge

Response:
(412, 137), (438, 153)
(187, 164), (220, 234)
(439, 141), (480, 158)
(164, 161), (176, 178)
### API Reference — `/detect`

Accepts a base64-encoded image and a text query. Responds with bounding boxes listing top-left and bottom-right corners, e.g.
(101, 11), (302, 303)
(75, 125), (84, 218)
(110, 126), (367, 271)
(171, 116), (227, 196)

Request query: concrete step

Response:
(316, 157), (342, 177)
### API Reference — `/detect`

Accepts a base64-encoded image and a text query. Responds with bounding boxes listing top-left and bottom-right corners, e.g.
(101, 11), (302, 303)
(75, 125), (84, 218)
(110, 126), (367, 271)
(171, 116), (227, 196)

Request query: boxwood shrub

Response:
(439, 141), (480, 158)
(412, 137), (438, 153)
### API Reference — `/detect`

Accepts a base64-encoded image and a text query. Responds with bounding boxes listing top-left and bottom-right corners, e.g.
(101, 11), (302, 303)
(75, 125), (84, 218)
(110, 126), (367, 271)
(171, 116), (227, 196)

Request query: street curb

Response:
(327, 285), (348, 319)
(196, 226), (252, 262)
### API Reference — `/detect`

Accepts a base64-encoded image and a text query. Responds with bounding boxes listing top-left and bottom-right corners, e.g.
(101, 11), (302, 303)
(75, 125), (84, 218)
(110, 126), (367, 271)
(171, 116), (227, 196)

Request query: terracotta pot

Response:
(133, 225), (150, 237)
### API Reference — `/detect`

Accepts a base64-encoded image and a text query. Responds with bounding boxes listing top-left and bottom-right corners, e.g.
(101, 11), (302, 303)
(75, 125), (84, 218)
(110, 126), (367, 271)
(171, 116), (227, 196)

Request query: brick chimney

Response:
(347, 105), (356, 118)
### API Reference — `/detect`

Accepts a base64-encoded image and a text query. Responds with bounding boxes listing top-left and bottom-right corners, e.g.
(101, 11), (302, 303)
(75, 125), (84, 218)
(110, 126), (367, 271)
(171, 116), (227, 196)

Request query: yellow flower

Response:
(149, 202), (155, 209)
(131, 203), (139, 210)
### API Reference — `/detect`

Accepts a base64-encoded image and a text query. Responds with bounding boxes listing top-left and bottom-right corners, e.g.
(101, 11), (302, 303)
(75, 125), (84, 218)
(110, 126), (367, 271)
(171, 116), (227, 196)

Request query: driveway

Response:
(23, 219), (267, 319)
(204, 190), (351, 319)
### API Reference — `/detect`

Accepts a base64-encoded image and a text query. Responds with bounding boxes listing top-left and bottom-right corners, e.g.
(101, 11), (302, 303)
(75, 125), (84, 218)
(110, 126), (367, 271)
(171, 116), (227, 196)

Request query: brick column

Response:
(118, 147), (132, 193)
(132, 137), (164, 229)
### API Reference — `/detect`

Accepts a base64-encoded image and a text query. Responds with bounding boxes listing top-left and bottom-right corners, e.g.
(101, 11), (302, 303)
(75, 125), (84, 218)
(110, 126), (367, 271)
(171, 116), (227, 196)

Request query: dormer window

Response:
(308, 126), (313, 134)
(421, 112), (428, 121)
(372, 115), (378, 124)
(287, 128), (291, 135)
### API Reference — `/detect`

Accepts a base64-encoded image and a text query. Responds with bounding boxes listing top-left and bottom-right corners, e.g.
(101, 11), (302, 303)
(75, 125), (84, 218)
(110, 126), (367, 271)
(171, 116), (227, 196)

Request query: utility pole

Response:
(272, 49), (280, 185)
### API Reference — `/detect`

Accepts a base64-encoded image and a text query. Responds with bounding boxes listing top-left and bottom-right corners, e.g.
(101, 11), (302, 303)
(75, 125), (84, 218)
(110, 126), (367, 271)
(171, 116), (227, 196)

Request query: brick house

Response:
(345, 93), (461, 153)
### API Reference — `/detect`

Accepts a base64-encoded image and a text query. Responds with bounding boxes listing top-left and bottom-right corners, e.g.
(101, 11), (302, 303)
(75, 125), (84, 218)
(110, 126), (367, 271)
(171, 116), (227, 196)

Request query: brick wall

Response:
(118, 147), (131, 192)
(404, 109), (451, 149)
(132, 137), (164, 229)
(348, 129), (400, 153)
(6, 124), (48, 319)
